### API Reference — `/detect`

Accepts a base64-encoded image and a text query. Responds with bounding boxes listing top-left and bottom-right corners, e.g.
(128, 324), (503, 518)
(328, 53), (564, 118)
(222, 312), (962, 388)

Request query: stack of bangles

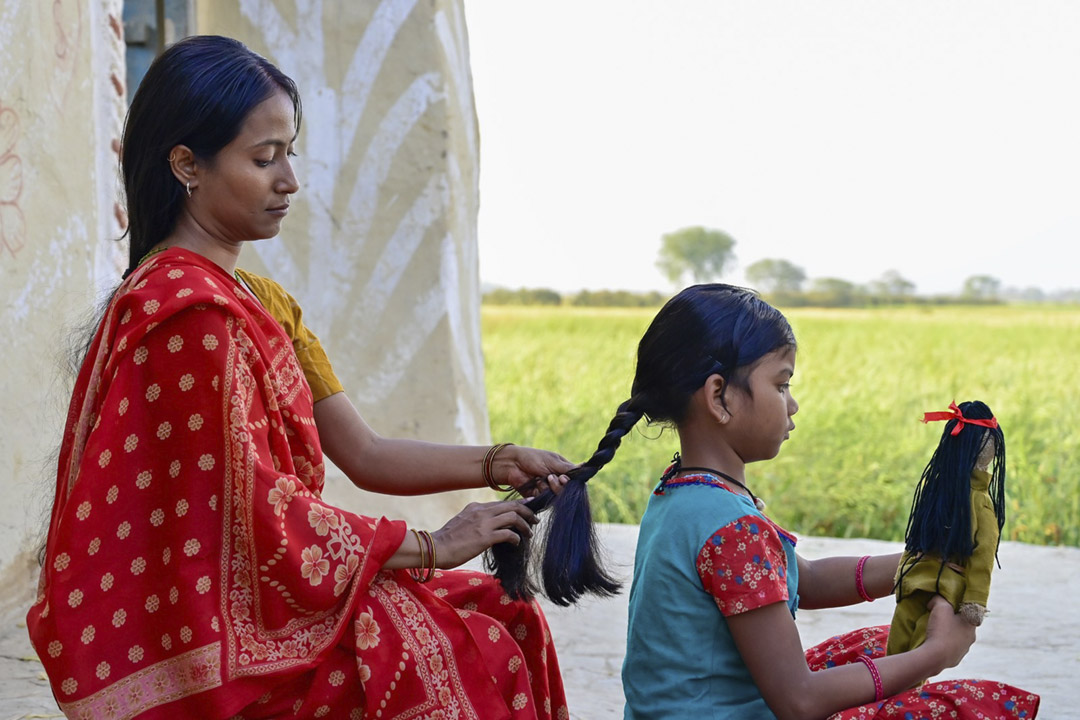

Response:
(483, 442), (515, 492)
(408, 529), (437, 583)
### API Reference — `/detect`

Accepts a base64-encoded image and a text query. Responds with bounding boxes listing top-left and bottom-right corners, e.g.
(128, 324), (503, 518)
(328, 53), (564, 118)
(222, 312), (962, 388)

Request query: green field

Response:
(482, 305), (1080, 547)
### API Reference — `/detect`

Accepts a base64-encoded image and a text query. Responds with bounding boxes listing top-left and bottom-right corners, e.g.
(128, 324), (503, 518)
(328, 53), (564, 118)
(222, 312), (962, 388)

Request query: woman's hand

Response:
(923, 594), (977, 671)
(431, 500), (538, 568)
(496, 445), (575, 497)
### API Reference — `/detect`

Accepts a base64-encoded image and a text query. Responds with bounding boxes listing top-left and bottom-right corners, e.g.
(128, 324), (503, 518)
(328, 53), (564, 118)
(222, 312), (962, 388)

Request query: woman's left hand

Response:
(496, 445), (575, 497)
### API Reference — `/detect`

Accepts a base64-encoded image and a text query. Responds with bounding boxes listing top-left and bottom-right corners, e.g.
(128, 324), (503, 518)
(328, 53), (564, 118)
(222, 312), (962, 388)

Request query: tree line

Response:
(483, 287), (669, 307)
(484, 226), (1079, 307)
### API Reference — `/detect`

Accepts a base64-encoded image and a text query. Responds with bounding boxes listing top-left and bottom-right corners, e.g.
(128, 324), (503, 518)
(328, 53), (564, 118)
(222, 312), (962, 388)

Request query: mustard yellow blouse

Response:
(234, 268), (345, 403)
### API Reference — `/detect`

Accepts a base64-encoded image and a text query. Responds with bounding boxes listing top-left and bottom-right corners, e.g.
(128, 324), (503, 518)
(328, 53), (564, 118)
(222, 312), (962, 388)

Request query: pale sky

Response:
(464, 1), (1080, 296)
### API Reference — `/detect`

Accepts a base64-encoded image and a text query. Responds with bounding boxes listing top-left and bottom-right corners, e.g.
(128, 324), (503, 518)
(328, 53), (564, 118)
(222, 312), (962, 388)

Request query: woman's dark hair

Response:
(902, 400), (1006, 565)
(487, 284), (797, 605)
(120, 35), (301, 277)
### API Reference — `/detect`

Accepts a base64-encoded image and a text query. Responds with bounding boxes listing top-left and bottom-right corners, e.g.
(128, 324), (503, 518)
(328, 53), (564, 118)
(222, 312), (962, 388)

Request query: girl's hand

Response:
(497, 445), (575, 497)
(924, 594), (977, 670)
(431, 500), (538, 568)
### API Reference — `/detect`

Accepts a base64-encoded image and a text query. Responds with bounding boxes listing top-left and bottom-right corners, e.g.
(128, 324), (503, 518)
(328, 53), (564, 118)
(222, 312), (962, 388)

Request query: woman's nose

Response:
(279, 159), (300, 194)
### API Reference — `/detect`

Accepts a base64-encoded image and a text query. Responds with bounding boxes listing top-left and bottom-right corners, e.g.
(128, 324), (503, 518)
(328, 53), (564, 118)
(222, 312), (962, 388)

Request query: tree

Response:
(869, 270), (916, 300)
(807, 277), (859, 307)
(961, 275), (1001, 301)
(656, 227), (736, 285)
(745, 258), (807, 294)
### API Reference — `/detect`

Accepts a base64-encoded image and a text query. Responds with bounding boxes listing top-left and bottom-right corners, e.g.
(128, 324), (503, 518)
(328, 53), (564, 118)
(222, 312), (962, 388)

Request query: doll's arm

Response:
(960, 478), (998, 624)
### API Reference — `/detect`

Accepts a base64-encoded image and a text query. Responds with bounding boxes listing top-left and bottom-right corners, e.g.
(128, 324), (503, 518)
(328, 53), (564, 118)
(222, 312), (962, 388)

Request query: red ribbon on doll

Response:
(921, 401), (998, 436)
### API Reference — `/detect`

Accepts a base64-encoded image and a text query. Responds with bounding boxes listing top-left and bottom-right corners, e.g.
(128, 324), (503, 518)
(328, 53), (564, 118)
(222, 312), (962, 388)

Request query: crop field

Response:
(482, 305), (1080, 546)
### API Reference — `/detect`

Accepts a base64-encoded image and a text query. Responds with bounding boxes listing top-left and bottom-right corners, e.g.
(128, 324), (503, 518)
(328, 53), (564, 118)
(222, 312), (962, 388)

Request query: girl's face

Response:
(190, 88), (300, 244)
(723, 346), (799, 463)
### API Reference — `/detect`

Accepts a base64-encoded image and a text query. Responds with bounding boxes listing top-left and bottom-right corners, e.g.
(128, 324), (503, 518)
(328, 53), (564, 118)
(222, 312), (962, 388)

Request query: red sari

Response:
(28, 249), (567, 720)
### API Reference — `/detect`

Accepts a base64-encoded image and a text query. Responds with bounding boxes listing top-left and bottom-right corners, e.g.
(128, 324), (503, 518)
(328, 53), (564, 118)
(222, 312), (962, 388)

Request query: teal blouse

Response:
(622, 474), (799, 719)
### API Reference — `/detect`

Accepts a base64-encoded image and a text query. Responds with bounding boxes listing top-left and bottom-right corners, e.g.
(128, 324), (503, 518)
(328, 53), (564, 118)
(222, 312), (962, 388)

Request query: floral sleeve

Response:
(696, 515), (790, 616)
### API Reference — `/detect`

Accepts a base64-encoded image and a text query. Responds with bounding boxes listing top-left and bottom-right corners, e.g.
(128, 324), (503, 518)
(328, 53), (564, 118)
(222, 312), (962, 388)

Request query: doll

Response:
(886, 400), (1006, 656)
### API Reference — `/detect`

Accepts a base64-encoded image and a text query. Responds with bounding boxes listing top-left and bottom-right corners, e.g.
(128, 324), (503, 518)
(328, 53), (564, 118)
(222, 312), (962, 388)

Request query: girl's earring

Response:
(186, 181), (192, 198)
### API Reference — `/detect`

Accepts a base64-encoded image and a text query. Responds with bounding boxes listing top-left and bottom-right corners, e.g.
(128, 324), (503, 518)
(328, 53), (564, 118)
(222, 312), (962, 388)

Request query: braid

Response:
(486, 399), (641, 605)
(571, 398), (645, 483)
(987, 426), (1007, 564)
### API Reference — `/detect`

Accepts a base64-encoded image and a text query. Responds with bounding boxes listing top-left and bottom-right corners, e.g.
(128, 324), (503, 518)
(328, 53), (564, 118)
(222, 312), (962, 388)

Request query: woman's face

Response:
(191, 88), (299, 243)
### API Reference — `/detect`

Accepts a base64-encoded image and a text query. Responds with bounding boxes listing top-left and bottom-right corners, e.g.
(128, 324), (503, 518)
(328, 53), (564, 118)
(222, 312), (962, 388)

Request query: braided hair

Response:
(487, 284), (796, 605)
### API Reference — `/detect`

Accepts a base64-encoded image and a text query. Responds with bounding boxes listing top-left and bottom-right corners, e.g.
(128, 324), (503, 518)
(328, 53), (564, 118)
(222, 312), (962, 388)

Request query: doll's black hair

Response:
(486, 284), (796, 605)
(903, 400), (1006, 565)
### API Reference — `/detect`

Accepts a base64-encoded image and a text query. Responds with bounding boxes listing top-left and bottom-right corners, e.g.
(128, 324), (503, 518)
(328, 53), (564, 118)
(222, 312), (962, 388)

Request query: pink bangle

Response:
(855, 555), (874, 603)
(856, 655), (884, 702)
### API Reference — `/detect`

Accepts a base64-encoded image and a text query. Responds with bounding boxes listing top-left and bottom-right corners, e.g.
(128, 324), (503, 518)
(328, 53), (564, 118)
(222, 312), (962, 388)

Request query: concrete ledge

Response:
(3, 526), (1075, 718)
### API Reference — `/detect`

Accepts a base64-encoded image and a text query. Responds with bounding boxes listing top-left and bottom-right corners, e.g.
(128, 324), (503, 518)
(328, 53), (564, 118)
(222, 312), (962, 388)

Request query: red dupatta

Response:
(27, 250), (406, 717)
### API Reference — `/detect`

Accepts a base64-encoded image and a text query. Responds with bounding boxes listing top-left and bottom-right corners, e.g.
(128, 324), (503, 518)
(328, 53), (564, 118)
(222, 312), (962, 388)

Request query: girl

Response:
(492, 284), (1038, 718)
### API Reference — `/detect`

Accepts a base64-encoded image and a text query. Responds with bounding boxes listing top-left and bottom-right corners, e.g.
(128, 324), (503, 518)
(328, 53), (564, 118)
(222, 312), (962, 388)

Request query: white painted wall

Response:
(0, 0), (127, 615)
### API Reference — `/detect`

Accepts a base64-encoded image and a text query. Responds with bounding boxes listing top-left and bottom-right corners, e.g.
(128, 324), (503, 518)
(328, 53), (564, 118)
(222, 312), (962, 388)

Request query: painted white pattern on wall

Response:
(353, 232), (457, 402)
(326, 70), (446, 309)
(236, 0), (487, 443)
(350, 172), (449, 343)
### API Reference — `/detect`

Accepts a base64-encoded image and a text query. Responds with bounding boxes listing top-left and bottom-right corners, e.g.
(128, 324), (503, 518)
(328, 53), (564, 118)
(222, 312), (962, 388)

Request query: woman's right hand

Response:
(923, 594), (977, 670)
(431, 500), (538, 569)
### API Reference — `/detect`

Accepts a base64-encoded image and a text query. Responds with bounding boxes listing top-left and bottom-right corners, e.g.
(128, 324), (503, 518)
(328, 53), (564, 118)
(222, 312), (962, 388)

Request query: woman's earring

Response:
(186, 181), (192, 198)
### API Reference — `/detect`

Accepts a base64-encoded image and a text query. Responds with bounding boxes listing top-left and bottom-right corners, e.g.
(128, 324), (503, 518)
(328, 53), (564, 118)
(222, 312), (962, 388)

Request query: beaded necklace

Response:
(674, 467), (766, 511)
(657, 453), (767, 511)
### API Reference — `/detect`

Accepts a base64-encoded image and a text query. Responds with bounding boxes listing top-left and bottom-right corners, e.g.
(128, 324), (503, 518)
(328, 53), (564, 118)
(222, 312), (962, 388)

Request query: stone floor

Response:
(2, 525), (1076, 719)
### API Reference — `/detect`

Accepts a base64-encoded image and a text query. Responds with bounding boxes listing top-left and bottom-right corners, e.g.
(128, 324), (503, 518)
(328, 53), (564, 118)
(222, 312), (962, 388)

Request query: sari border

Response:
(58, 642), (222, 720)
(372, 577), (482, 720)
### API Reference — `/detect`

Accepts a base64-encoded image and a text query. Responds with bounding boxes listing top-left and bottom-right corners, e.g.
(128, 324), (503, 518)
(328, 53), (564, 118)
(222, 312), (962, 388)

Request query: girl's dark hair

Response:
(487, 284), (797, 605)
(903, 400), (1006, 565)
(120, 35), (301, 277)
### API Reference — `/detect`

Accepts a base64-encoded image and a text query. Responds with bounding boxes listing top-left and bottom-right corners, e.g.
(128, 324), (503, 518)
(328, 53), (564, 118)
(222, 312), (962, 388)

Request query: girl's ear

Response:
(704, 373), (729, 424)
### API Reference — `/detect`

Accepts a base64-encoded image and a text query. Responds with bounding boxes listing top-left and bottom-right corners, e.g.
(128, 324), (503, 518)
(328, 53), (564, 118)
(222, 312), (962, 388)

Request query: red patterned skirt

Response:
(805, 626), (1039, 719)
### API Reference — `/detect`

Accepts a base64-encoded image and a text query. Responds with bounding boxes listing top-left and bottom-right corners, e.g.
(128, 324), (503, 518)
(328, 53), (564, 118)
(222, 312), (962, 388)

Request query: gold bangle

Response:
(422, 530), (437, 579)
(407, 529), (436, 583)
(415, 528), (427, 572)
(483, 442), (516, 492)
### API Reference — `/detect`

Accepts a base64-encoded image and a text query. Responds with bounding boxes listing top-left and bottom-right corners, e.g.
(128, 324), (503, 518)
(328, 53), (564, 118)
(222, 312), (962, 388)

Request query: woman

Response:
(29, 35), (572, 719)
